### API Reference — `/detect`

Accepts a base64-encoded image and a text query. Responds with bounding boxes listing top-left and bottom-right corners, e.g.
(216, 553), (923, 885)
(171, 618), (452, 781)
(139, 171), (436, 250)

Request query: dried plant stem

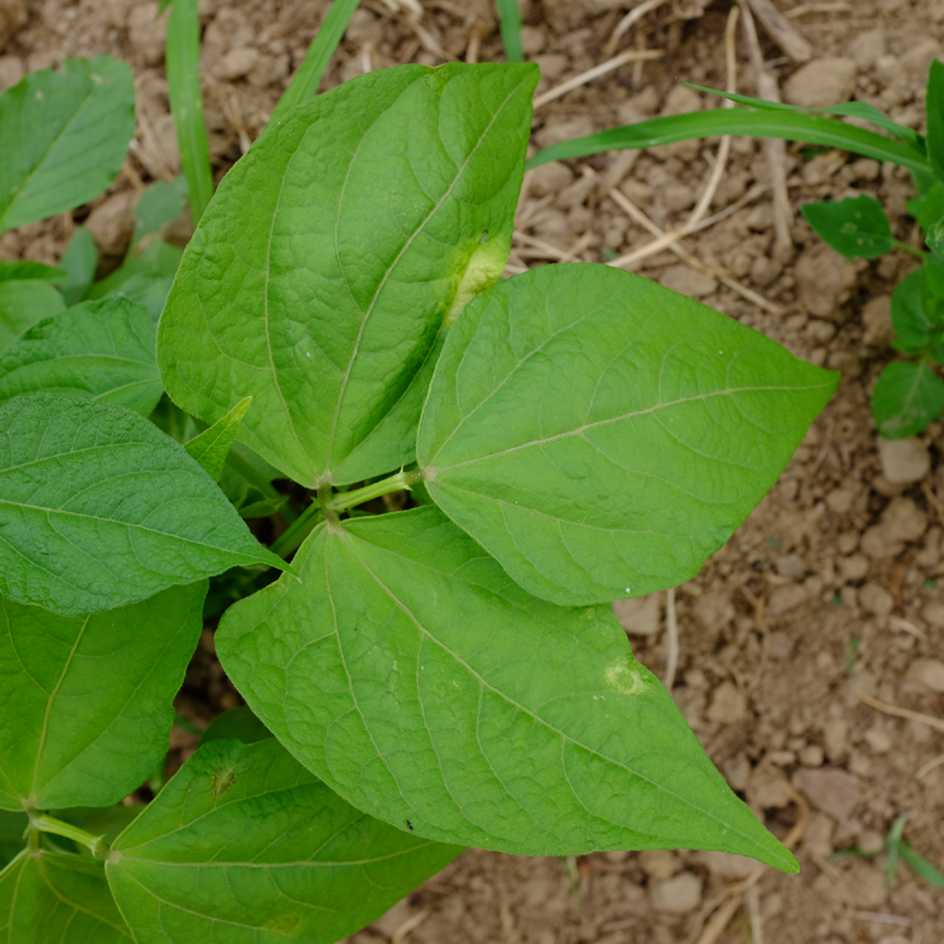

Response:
(606, 0), (672, 55)
(686, 6), (740, 230)
(533, 49), (663, 110)
(739, 0), (793, 253)
(859, 693), (944, 735)
(744, 0), (812, 61)
(608, 188), (784, 314)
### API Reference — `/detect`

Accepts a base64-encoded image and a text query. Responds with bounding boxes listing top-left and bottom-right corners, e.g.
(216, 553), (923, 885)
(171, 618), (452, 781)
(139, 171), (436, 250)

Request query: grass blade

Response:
(269, 0), (361, 127)
(527, 107), (931, 176)
(164, 0), (213, 223)
(899, 841), (944, 887)
(496, 0), (524, 62)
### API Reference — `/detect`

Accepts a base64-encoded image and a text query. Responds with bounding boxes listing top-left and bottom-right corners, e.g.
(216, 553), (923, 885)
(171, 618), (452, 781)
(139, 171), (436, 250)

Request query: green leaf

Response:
(0, 851), (131, 941)
(907, 180), (944, 231)
(165, 0), (213, 224)
(0, 393), (286, 615)
(0, 811), (26, 868)
(201, 706), (270, 744)
(217, 506), (796, 871)
(496, 0), (524, 62)
(269, 0), (361, 126)
(133, 177), (188, 248)
(690, 84), (920, 145)
(64, 805), (144, 848)
(159, 62), (538, 488)
(0, 261), (65, 283)
(417, 264), (837, 606)
(87, 241), (182, 319)
(526, 106), (931, 175)
(926, 59), (944, 181)
(60, 227), (99, 306)
(0, 582), (205, 811)
(185, 397), (253, 481)
(0, 280), (65, 353)
(871, 360), (944, 437)
(891, 269), (936, 354)
(801, 195), (893, 259)
(900, 840), (944, 887)
(0, 58), (135, 233)
(105, 738), (459, 943)
(0, 296), (162, 413)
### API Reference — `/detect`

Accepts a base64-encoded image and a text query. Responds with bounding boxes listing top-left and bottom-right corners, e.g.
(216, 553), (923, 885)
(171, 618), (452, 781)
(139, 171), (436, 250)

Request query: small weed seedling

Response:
(531, 61), (944, 440)
(0, 9), (837, 942)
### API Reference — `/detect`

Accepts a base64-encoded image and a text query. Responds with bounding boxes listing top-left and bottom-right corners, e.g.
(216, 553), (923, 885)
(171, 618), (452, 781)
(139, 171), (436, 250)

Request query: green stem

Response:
(329, 469), (421, 513)
(894, 239), (926, 259)
(271, 499), (323, 558)
(31, 814), (108, 859)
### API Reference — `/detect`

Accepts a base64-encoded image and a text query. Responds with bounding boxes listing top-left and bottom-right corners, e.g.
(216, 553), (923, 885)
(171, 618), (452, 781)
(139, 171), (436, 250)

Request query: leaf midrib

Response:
(338, 531), (783, 865)
(0, 498), (258, 564)
(432, 380), (835, 473)
(325, 70), (532, 475)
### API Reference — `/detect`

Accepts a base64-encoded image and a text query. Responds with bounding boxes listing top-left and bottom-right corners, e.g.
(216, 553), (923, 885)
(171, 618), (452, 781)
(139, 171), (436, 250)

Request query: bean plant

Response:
(531, 62), (944, 440)
(0, 15), (837, 944)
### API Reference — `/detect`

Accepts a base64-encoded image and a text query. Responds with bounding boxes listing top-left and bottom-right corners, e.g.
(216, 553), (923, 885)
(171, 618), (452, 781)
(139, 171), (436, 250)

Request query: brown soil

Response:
(2, 1), (943, 942)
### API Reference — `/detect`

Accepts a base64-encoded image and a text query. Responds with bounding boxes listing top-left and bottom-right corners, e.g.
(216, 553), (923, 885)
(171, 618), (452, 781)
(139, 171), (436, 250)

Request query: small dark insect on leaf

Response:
(405, 819), (414, 831)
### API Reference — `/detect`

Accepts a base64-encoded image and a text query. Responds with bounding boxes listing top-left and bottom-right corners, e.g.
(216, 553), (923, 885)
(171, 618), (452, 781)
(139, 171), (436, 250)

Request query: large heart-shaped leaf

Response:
(0, 296), (161, 413)
(105, 738), (459, 943)
(217, 506), (795, 871)
(0, 582), (204, 812)
(158, 62), (537, 487)
(0, 851), (130, 942)
(417, 264), (838, 606)
(0, 393), (285, 615)
(0, 57), (135, 232)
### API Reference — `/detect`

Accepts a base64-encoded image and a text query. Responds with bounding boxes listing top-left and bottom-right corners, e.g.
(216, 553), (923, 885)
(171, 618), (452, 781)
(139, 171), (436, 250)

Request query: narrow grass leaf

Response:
(899, 840), (944, 887)
(926, 59), (944, 180)
(689, 83), (919, 145)
(526, 107), (930, 175)
(269, 0), (361, 127)
(495, 0), (524, 62)
(164, 0), (213, 223)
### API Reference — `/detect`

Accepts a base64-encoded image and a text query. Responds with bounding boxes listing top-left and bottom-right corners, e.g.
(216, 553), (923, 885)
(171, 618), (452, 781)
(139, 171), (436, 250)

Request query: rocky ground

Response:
(1, 1), (942, 942)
